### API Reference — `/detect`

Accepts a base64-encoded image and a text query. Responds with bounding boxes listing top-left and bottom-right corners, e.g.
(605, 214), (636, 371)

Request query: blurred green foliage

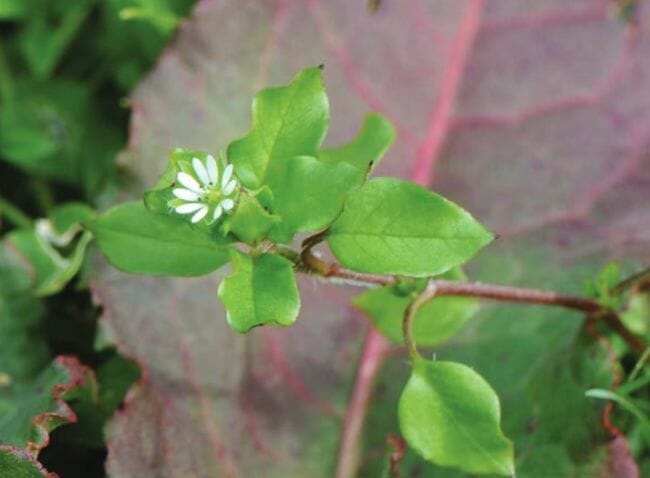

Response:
(0, 0), (196, 475)
(0, 0), (196, 207)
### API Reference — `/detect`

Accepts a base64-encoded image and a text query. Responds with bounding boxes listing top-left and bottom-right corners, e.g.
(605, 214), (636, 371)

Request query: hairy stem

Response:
(298, 247), (647, 356)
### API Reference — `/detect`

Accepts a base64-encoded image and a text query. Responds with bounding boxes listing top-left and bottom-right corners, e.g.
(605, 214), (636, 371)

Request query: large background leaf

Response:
(92, 1), (650, 476)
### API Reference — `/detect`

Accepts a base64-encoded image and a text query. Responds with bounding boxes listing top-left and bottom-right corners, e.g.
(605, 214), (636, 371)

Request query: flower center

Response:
(206, 188), (223, 204)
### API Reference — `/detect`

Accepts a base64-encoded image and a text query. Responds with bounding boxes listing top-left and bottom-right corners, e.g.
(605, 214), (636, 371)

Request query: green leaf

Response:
(118, 6), (180, 34)
(264, 114), (395, 241)
(353, 269), (478, 346)
(0, 446), (52, 477)
(0, 244), (49, 382)
(217, 251), (300, 333)
(328, 178), (493, 277)
(621, 291), (649, 337)
(0, 0), (26, 20)
(0, 357), (96, 452)
(0, 80), (121, 195)
(222, 191), (280, 244)
(399, 359), (514, 476)
(88, 201), (231, 276)
(5, 202), (96, 296)
(48, 202), (96, 234)
(584, 261), (622, 308)
(227, 67), (329, 189)
(320, 113), (395, 172)
(6, 229), (92, 297)
(266, 155), (363, 241)
(18, 0), (94, 79)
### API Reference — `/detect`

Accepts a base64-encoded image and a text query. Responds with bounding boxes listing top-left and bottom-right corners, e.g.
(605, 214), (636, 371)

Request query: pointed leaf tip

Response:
(399, 360), (514, 476)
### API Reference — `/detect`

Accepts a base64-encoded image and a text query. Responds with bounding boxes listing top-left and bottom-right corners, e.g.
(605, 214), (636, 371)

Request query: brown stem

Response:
(599, 311), (647, 355)
(386, 434), (406, 478)
(614, 267), (650, 294)
(299, 248), (647, 356)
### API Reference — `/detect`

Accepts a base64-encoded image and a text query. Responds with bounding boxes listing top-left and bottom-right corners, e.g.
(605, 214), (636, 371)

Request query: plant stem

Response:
(299, 248), (648, 356)
(403, 284), (436, 360)
(614, 267), (650, 294)
(0, 194), (32, 229)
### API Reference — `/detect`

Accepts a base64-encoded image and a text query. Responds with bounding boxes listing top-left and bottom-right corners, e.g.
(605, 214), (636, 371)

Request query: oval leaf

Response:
(266, 114), (396, 240)
(227, 67), (329, 189)
(353, 269), (478, 346)
(328, 178), (493, 276)
(88, 201), (230, 276)
(217, 251), (300, 333)
(399, 359), (514, 476)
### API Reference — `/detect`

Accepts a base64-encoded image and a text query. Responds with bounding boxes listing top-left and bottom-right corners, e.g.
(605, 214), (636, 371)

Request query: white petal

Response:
(177, 172), (202, 193)
(192, 157), (210, 186)
(206, 155), (218, 184)
(222, 179), (237, 195)
(173, 188), (200, 201)
(221, 198), (234, 211)
(213, 205), (223, 221)
(221, 164), (234, 188)
(175, 203), (204, 214)
(191, 206), (208, 223)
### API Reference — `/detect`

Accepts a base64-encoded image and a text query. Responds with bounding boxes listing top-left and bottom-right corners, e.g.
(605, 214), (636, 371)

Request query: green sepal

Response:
(145, 149), (208, 212)
(217, 250), (300, 333)
(399, 359), (515, 476)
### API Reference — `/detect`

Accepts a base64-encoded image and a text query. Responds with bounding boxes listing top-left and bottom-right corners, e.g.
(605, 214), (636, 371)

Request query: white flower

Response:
(169, 154), (239, 224)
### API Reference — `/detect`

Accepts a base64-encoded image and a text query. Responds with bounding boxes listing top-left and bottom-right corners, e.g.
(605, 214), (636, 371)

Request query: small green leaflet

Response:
(353, 269), (478, 346)
(218, 251), (300, 333)
(319, 112), (395, 172)
(5, 202), (95, 296)
(266, 113), (396, 241)
(399, 359), (515, 476)
(88, 201), (231, 276)
(328, 178), (493, 277)
(227, 67), (329, 190)
(226, 68), (395, 241)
